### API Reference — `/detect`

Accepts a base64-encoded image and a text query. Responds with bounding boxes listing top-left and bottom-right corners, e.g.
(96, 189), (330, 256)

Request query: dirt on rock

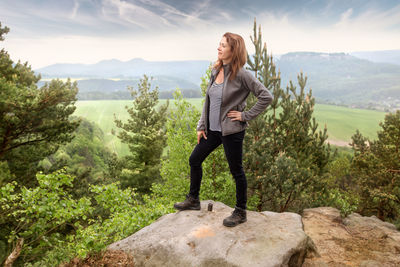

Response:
(60, 250), (134, 267)
(302, 207), (400, 267)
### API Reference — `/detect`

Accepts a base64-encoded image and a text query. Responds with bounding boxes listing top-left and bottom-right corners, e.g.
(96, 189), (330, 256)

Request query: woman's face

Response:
(218, 37), (233, 63)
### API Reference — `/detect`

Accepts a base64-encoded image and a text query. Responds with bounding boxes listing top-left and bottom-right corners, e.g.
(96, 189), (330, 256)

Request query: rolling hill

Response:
(37, 58), (211, 85)
(350, 49), (400, 66)
(276, 52), (400, 110)
(35, 52), (400, 110)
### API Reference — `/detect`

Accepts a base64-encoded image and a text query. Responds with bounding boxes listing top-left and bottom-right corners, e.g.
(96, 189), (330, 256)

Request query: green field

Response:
(74, 99), (387, 156)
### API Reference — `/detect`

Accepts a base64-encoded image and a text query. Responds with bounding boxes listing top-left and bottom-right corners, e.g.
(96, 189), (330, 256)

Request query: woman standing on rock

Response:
(174, 32), (273, 227)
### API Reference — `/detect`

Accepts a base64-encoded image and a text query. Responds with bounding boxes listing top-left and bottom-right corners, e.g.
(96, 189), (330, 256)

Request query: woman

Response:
(174, 32), (273, 227)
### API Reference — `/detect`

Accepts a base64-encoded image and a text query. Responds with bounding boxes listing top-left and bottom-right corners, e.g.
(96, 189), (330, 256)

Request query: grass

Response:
(73, 99), (387, 156)
(73, 100), (132, 156)
(313, 104), (386, 142)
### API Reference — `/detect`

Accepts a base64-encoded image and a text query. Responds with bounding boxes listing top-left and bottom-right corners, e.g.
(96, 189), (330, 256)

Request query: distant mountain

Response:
(36, 58), (211, 85)
(35, 53), (400, 110)
(350, 50), (400, 66)
(275, 52), (400, 110)
(37, 76), (202, 100)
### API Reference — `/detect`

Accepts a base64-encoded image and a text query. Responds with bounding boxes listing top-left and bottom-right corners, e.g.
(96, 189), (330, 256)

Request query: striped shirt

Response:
(208, 81), (223, 132)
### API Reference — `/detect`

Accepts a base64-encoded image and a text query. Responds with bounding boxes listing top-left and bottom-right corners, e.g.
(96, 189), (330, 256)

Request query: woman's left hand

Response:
(227, 110), (243, 121)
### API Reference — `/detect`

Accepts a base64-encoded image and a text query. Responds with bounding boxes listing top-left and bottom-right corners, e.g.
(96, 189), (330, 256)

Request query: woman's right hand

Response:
(197, 131), (207, 144)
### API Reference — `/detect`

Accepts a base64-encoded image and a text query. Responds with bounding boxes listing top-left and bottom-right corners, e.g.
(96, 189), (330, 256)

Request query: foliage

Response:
(38, 117), (116, 198)
(316, 153), (359, 216)
(244, 19), (332, 212)
(0, 169), (173, 266)
(350, 110), (400, 222)
(59, 184), (170, 263)
(0, 22), (9, 41)
(151, 89), (201, 205)
(325, 188), (359, 217)
(44, 185), (170, 266)
(0, 170), (92, 265)
(114, 75), (169, 193)
(0, 161), (14, 187)
(0, 23), (80, 186)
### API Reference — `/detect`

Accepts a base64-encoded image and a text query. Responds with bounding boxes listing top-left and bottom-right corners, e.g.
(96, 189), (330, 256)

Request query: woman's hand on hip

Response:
(197, 131), (207, 144)
(227, 111), (243, 121)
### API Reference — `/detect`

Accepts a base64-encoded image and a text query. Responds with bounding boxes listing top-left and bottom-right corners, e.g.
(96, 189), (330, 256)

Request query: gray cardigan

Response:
(197, 64), (273, 136)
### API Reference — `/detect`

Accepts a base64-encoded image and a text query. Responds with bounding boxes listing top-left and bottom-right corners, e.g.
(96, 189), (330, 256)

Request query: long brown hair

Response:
(214, 32), (247, 80)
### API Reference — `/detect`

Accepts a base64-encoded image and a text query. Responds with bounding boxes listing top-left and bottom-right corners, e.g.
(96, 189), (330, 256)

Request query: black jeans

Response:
(188, 130), (247, 209)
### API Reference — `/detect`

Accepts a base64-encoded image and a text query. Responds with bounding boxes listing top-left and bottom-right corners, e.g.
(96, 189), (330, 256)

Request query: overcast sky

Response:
(1, 0), (399, 69)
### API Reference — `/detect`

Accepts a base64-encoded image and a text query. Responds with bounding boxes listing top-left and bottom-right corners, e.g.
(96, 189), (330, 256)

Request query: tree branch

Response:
(4, 238), (24, 267)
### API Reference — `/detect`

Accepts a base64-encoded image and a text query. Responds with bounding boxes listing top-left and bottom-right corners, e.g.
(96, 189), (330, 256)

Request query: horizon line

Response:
(33, 48), (400, 70)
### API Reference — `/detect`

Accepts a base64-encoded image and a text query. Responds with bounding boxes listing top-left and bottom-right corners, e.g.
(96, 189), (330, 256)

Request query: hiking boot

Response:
(223, 206), (247, 227)
(173, 194), (201, 211)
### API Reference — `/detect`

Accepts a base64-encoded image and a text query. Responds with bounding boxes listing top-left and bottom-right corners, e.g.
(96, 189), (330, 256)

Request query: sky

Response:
(0, 0), (399, 69)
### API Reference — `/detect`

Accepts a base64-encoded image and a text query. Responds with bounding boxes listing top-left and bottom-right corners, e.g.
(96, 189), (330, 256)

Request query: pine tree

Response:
(114, 75), (168, 193)
(0, 22), (9, 41)
(244, 19), (332, 212)
(0, 22), (80, 265)
(350, 110), (400, 222)
(0, 23), (80, 186)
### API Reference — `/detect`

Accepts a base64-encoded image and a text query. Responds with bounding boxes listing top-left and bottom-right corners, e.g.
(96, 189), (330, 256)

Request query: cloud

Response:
(1, 0), (399, 68)
(334, 4), (400, 31)
(5, 30), (222, 69)
(247, 3), (400, 55)
(99, 0), (214, 31)
(101, 0), (167, 28)
(337, 8), (353, 24)
(71, 0), (80, 19)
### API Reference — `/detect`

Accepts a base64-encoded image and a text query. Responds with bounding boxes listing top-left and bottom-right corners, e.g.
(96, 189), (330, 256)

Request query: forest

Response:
(0, 20), (399, 266)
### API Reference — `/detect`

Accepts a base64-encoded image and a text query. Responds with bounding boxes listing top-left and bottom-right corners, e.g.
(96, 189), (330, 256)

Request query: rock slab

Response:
(108, 201), (311, 267)
(302, 207), (400, 267)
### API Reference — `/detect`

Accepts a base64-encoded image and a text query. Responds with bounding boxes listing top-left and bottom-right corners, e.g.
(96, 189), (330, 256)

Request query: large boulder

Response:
(302, 207), (400, 266)
(108, 201), (312, 267)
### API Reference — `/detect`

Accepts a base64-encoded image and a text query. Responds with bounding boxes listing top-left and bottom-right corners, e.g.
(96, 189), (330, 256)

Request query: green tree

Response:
(114, 75), (168, 193)
(38, 117), (115, 198)
(0, 170), (93, 266)
(244, 19), (332, 212)
(0, 23), (79, 186)
(350, 111), (400, 222)
(0, 22), (9, 41)
(0, 169), (171, 266)
(321, 153), (359, 216)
